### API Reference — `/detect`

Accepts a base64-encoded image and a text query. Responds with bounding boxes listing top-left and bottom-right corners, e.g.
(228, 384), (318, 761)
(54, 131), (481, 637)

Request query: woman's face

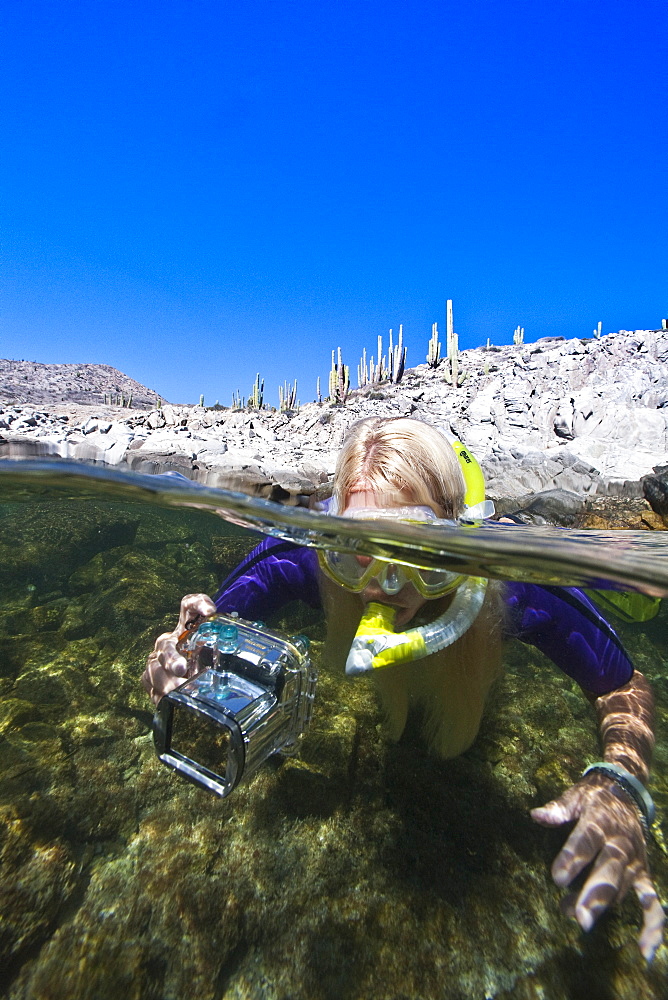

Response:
(341, 488), (436, 629)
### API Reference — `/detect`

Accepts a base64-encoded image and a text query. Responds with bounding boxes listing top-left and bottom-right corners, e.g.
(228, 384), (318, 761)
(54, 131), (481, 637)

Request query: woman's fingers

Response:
(572, 836), (633, 931)
(142, 653), (178, 704)
(530, 785), (600, 888)
(530, 781), (584, 828)
(142, 656), (183, 704)
(152, 633), (187, 673)
(635, 871), (666, 962)
(143, 627), (194, 702)
(530, 798), (576, 827)
(549, 816), (605, 889)
(177, 593), (217, 631)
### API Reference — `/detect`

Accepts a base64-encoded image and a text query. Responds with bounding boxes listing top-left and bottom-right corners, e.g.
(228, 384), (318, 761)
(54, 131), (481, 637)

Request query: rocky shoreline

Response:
(2, 328), (668, 504)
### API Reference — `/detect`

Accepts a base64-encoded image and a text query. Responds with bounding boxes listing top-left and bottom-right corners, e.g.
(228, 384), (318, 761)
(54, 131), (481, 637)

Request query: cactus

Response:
(339, 364), (349, 403)
(593, 321), (602, 339)
(328, 351), (335, 400)
(427, 322), (441, 368)
(663, 319), (667, 331)
(329, 347), (350, 404)
(127, 393), (133, 408)
(390, 324), (406, 383)
(156, 396), (162, 409)
(445, 300), (459, 385)
(328, 350), (335, 400)
(486, 338), (492, 350)
(513, 325), (525, 346)
(249, 373), (264, 409)
(377, 335), (385, 381)
(394, 344), (406, 383)
(442, 299), (468, 387)
(357, 347), (368, 388)
(358, 326), (406, 386)
(279, 379), (298, 412)
(232, 390), (244, 409)
(199, 393), (205, 407)
(447, 300), (457, 370)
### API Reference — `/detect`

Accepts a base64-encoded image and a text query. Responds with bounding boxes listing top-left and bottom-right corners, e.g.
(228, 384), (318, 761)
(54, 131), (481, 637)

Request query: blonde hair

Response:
(321, 416), (503, 759)
(333, 417), (466, 518)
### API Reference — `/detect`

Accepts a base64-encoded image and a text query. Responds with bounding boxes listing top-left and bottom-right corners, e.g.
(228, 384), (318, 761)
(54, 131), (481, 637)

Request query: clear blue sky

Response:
(2, 0), (666, 407)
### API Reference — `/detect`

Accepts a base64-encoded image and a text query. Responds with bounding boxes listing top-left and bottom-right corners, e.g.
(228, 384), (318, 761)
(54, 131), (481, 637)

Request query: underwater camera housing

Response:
(153, 614), (317, 798)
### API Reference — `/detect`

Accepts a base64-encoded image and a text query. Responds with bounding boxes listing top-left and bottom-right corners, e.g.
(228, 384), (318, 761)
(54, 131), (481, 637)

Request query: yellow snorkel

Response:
(345, 579), (488, 674)
(450, 439), (487, 509)
(345, 439), (490, 676)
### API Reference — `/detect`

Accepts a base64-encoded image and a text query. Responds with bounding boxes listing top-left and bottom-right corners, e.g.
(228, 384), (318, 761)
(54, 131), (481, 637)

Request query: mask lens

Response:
(409, 567), (463, 598)
(320, 550), (370, 590)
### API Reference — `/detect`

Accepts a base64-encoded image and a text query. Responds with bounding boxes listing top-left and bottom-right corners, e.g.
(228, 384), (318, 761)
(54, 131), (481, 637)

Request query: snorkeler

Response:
(143, 416), (665, 961)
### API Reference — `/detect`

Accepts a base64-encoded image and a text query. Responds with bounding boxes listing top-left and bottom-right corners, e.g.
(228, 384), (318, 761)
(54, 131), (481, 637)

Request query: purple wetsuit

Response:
(214, 537), (634, 695)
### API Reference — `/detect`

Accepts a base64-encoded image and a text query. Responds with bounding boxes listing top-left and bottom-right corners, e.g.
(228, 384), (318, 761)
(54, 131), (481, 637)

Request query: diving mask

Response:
(317, 504), (466, 598)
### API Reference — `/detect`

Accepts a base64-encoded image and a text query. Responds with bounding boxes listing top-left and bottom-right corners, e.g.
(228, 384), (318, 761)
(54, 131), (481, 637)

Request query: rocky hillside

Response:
(2, 328), (668, 501)
(0, 359), (165, 410)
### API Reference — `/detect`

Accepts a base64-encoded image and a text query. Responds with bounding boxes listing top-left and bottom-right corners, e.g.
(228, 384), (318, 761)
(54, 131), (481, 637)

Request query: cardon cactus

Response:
(249, 373), (264, 409)
(360, 326), (407, 386)
(427, 322), (441, 368)
(329, 348), (349, 404)
(279, 379), (298, 412)
(443, 299), (467, 387)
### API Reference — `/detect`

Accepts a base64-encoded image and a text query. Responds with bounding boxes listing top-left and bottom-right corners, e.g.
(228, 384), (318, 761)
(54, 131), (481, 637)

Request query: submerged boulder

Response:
(642, 466), (668, 522)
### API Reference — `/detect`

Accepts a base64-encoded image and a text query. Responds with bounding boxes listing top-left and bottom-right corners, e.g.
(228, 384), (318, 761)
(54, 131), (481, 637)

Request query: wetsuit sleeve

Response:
(503, 582), (634, 695)
(213, 537), (322, 621)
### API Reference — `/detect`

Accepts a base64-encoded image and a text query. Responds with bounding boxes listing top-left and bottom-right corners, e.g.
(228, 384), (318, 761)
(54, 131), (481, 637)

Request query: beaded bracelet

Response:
(582, 762), (656, 833)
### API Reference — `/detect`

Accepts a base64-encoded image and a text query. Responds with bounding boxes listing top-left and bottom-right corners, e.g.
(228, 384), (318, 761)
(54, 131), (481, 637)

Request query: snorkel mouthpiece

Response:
(345, 603), (428, 675)
(345, 578), (488, 676)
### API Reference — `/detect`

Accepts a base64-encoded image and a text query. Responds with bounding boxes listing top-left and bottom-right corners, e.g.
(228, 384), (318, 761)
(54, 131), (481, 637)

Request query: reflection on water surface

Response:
(1, 462), (667, 999)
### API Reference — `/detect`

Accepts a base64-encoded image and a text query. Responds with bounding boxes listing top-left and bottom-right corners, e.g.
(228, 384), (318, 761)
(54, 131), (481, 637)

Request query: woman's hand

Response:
(142, 593), (217, 704)
(531, 772), (665, 961)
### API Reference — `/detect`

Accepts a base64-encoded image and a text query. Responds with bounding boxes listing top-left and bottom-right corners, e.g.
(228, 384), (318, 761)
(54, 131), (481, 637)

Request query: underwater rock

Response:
(642, 466), (668, 522)
(12, 669), (68, 706)
(123, 450), (197, 476)
(579, 495), (668, 530)
(0, 804), (77, 976)
(0, 503), (140, 596)
(495, 490), (668, 530)
(494, 489), (586, 526)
